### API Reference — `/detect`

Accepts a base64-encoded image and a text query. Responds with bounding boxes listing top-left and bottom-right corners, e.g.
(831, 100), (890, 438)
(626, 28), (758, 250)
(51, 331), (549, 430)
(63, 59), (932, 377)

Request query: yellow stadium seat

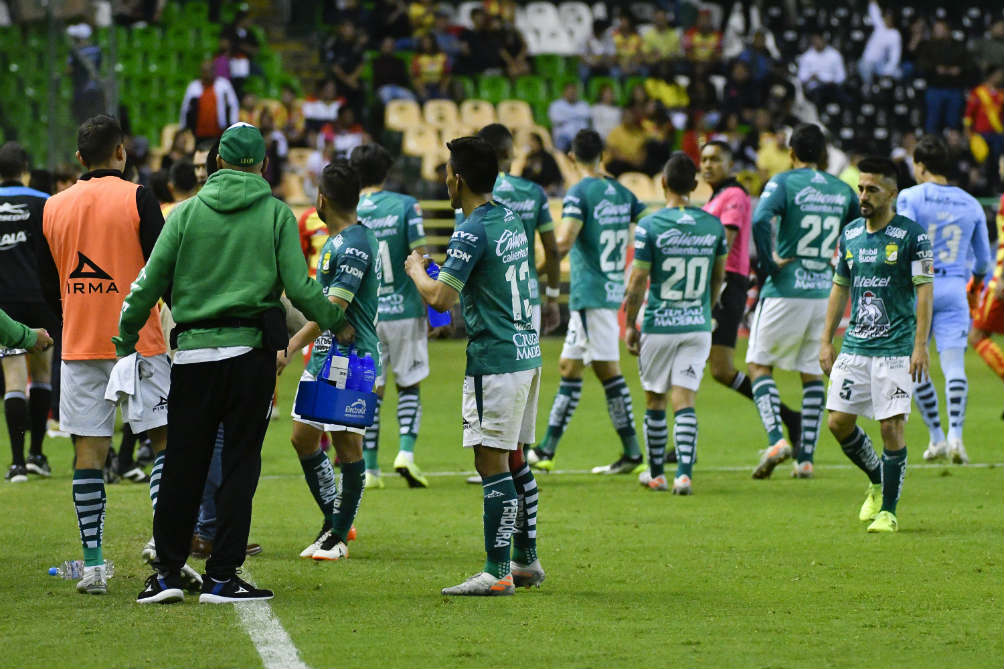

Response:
(438, 126), (476, 147)
(281, 171), (309, 206)
(513, 125), (554, 152)
(497, 100), (534, 128)
(386, 99), (422, 131)
(403, 126), (440, 156)
(618, 172), (657, 201)
(423, 99), (460, 129)
(421, 149), (449, 182)
(459, 99), (497, 128)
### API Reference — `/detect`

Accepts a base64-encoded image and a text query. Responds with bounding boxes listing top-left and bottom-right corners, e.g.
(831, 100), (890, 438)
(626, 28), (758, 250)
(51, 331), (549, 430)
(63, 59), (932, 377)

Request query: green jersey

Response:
(753, 168), (860, 299)
(438, 202), (542, 376)
(633, 206), (728, 334)
(357, 190), (427, 321)
(306, 223), (383, 377)
(834, 215), (933, 357)
(563, 176), (646, 310)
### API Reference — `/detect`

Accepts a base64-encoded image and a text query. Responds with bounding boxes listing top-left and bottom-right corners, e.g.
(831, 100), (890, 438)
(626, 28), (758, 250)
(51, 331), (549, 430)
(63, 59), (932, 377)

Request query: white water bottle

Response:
(48, 560), (115, 579)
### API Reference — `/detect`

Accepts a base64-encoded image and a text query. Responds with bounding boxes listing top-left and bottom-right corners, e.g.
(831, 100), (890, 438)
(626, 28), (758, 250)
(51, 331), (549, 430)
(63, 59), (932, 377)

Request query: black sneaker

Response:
(136, 441), (154, 467)
(136, 573), (184, 604)
(199, 573), (274, 603)
(121, 466), (150, 483)
(591, 454), (645, 475)
(103, 447), (120, 484)
(5, 464), (27, 483)
(25, 453), (51, 477)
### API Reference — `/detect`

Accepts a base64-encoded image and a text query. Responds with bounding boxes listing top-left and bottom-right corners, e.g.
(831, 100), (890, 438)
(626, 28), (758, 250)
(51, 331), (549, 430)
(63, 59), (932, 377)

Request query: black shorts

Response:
(0, 301), (58, 335)
(711, 272), (748, 348)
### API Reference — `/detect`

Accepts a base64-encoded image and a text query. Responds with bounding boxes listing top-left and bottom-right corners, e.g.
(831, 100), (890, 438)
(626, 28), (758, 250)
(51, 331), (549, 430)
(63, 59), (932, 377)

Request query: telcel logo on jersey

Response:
(853, 275), (891, 288)
(593, 200), (632, 224)
(495, 228), (528, 263)
(513, 331), (540, 360)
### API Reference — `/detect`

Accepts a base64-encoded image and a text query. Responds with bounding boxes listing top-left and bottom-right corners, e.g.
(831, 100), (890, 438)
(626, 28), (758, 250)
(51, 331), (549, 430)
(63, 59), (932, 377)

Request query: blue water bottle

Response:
(345, 347), (361, 391)
(425, 260), (452, 327)
(359, 353), (376, 393)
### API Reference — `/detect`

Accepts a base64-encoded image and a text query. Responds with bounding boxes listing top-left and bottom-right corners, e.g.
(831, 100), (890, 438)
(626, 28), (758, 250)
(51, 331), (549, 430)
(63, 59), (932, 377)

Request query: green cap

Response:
(218, 122), (266, 166)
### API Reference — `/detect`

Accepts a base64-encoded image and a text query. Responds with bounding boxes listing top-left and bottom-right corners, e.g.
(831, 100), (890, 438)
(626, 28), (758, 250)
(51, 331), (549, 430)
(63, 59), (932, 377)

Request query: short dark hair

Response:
(446, 136), (498, 194)
(29, 168), (52, 194)
(206, 137), (221, 177)
(700, 140), (733, 160)
(476, 123), (513, 164)
(663, 151), (698, 195)
(169, 158), (198, 192)
(857, 156), (899, 183)
(913, 134), (950, 177)
(571, 129), (603, 163)
(150, 170), (173, 204)
(77, 114), (124, 166)
(319, 158), (360, 212)
(349, 143), (393, 188)
(0, 141), (29, 180)
(789, 123), (826, 165)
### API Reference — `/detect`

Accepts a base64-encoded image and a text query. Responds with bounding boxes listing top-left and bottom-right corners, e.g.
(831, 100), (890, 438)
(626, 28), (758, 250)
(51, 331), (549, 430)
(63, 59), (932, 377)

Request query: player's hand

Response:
(966, 276), (984, 312)
(772, 252), (795, 269)
(335, 322), (356, 345)
(404, 250), (428, 279)
(541, 300), (560, 335)
(276, 349), (290, 376)
(625, 327), (641, 356)
(819, 341), (836, 376)
(29, 329), (53, 353)
(910, 344), (930, 383)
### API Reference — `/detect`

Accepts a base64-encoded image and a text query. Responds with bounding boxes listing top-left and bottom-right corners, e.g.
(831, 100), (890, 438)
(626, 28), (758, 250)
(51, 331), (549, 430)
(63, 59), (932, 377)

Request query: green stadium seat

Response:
(181, 1), (209, 25)
(478, 76), (512, 104)
(532, 101), (550, 128)
(587, 76), (620, 104)
(514, 75), (549, 107)
(452, 75), (475, 100)
(551, 75), (583, 100)
(131, 27), (161, 52)
(622, 76), (646, 105)
(533, 54), (566, 80)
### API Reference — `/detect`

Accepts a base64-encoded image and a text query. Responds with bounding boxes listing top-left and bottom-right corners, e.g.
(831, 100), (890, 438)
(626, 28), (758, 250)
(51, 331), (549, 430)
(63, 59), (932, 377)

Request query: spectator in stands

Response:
(900, 16), (927, 79)
(753, 112), (790, 181)
(579, 19), (615, 79)
(223, 8), (261, 95)
(159, 129), (195, 172)
(326, 0), (370, 30)
(499, 19), (531, 79)
(456, 9), (503, 75)
(612, 16), (645, 78)
(238, 92), (260, 125)
(180, 60), (239, 143)
(150, 170), (174, 206)
(857, 0), (900, 85)
(736, 29), (774, 85)
(408, 0), (436, 39)
(548, 82), (591, 152)
(605, 106), (651, 176)
(964, 67), (1004, 183)
(798, 32), (847, 109)
(971, 20), (1004, 75)
(432, 11), (461, 61)
(411, 34), (451, 102)
(918, 19), (967, 134)
(305, 134), (335, 203)
(591, 84), (622, 140)
(373, 0), (412, 44)
(683, 9), (722, 73)
(722, 60), (761, 123)
(303, 78), (344, 133)
(277, 84), (307, 147)
(643, 9), (682, 79)
(331, 107), (370, 160)
(324, 20), (367, 119)
(212, 36), (232, 80)
(67, 23), (105, 124)
(521, 132), (562, 194)
(373, 36), (416, 104)
(258, 108), (287, 196)
(53, 164), (80, 193)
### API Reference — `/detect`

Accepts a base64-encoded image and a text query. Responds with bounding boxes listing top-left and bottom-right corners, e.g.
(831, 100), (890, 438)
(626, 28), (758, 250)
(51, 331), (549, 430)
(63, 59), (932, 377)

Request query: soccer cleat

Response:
(948, 438), (969, 465)
(526, 447), (555, 472)
(441, 571), (514, 596)
(199, 574), (274, 603)
(672, 475), (693, 495)
(121, 466), (150, 483)
(866, 510), (898, 533)
(76, 563), (108, 595)
(300, 528), (330, 559)
(25, 453), (51, 477)
(364, 471), (384, 489)
(511, 559), (546, 588)
(141, 537), (157, 564)
(136, 573), (184, 604)
(591, 454), (645, 475)
(347, 525), (357, 541)
(858, 483), (883, 521)
(180, 564), (204, 592)
(466, 474), (483, 484)
(637, 470), (668, 491)
(394, 452), (429, 488)
(752, 440), (792, 479)
(5, 464), (27, 483)
(312, 534), (349, 561)
(792, 461), (814, 478)
(922, 440), (948, 462)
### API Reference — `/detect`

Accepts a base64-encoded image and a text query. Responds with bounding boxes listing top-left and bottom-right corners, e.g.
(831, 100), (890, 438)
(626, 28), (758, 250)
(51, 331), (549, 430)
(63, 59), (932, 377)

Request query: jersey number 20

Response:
(660, 256), (710, 300)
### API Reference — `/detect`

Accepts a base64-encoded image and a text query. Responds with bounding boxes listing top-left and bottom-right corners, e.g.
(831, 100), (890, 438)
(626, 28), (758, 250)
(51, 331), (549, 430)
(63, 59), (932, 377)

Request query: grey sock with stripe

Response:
(674, 408), (698, 478)
(149, 451), (165, 511)
(539, 377), (582, 455)
(73, 468), (106, 566)
(512, 464), (538, 564)
(397, 387), (421, 453)
(752, 376), (784, 445)
(645, 409), (668, 477)
(913, 378), (945, 444)
(798, 381), (825, 463)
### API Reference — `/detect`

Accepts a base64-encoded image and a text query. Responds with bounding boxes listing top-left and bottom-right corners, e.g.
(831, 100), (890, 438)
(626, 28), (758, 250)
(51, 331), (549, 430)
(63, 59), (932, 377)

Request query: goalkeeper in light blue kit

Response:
(895, 135), (991, 465)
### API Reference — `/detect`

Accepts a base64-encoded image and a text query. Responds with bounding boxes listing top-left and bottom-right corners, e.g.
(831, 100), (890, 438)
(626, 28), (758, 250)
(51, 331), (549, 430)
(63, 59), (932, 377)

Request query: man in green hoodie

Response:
(119, 122), (352, 605)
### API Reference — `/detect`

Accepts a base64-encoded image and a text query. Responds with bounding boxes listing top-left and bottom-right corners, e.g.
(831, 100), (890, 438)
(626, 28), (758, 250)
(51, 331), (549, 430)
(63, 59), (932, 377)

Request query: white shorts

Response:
(291, 370), (366, 435)
(376, 317), (429, 388)
(746, 297), (827, 374)
(60, 355), (171, 437)
(639, 332), (712, 393)
(462, 368), (541, 450)
(560, 308), (620, 363)
(825, 353), (913, 421)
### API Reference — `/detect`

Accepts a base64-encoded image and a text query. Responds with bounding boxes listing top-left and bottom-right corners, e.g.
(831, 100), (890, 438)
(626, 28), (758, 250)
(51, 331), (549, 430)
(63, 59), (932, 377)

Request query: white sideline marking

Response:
(235, 569), (309, 669)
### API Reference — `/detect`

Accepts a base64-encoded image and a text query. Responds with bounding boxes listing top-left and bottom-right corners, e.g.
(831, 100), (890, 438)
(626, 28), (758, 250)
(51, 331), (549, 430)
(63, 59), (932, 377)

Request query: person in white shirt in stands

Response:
(548, 82), (592, 153)
(857, 0), (901, 85)
(590, 84), (622, 140)
(798, 32), (847, 109)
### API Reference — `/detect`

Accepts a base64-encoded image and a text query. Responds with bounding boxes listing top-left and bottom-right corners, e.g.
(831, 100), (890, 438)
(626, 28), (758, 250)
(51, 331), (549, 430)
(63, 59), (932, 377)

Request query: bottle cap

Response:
(48, 567), (58, 575)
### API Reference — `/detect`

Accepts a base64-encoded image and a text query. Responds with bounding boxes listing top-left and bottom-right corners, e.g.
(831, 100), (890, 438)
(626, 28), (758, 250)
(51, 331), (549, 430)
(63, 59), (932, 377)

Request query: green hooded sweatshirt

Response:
(0, 308), (37, 350)
(114, 169), (346, 356)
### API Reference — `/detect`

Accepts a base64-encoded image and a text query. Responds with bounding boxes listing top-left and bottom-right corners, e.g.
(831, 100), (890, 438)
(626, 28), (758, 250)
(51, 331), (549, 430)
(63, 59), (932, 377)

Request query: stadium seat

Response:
(527, 2), (561, 27)
(478, 76), (512, 104)
(403, 126), (440, 156)
(618, 172), (657, 200)
(421, 148), (449, 181)
(453, 75), (476, 100)
(514, 76), (550, 108)
(281, 171), (310, 206)
(423, 99), (460, 129)
(287, 148), (313, 172)
(553, 150), (580, 184)
(533, 54), (567, 80)
(385, 99), (421, 131)
(587, 76), (621, 103)
(459, 100), (497, 128)
(534, 26), (575, 55)
(513, 124), (554, 150)
(558, 3), (592, 31)
(498, 100), (535, 128)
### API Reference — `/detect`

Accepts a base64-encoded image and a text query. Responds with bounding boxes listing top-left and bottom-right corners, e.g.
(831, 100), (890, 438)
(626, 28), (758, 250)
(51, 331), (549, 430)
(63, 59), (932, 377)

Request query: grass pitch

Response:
(0, 338), (1001, 668)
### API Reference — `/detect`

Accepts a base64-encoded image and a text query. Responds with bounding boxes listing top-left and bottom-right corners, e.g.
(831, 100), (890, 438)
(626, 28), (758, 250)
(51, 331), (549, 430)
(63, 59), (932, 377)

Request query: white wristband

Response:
(545, 286), (560, 299)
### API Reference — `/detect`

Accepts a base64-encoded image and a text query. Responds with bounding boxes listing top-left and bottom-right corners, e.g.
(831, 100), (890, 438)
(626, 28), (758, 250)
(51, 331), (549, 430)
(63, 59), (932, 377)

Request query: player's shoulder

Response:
(887, 214), (925, 240)
(841, 217), (867, 241)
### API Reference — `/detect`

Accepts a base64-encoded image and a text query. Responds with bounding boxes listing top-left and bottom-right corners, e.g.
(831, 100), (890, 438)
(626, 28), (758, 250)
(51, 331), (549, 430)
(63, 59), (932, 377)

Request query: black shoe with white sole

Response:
(199, 574), (274, 603)
(5, 464), (28, 482)
(136, 573), (184, 604)
(26, 453), (51, 477)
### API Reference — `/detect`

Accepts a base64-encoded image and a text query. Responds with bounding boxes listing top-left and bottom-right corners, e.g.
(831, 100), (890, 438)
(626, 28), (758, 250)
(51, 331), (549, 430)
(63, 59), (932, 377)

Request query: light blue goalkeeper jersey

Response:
(896, 182), (991, 279)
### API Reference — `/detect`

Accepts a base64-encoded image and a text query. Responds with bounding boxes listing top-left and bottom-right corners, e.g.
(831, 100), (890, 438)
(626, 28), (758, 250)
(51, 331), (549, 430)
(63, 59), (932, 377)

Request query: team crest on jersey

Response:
(884, 243), (898, 264)
(844, 248), (854, 269)
(321, 251), (331, 272)
(850, 290), (890, 338)
(604, 183), (617, 195)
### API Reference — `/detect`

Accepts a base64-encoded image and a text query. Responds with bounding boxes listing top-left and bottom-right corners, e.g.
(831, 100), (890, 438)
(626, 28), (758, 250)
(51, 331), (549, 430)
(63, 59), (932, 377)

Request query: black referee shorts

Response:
(711, 272), (749, 349)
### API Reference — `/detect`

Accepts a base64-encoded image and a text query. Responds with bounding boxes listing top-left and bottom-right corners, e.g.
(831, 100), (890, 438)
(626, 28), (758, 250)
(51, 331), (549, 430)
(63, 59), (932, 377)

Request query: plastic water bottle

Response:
(323, 348), (349, 389)
(359, 353), (376, 393)
(345, 348), (361, 391)
(426, 260), (441, 280)
(49, 560), (114, 579)
(425, 260), (452, 327)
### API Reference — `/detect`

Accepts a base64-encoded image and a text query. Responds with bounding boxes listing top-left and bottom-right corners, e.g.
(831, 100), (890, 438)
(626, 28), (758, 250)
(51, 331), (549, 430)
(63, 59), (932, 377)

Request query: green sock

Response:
(603, 375), (640, 457)
(511, 463), (538, 564)
(299, 449), (337, 518)
(482, 472), (517, 578)
(398, 434), (417, 454)
(73, 469), (105, 567)
(539, 377), (582, 456)
(839, 426), (882, 484)
(752, 376), (784, 445)
(673, 408), (698, 478)
(327, 459), (365, 542)
(644, 409), (668, 477)
(363, 397), (381, 470)
(397, 387), (420, 452)
(881, 447), (907, 514)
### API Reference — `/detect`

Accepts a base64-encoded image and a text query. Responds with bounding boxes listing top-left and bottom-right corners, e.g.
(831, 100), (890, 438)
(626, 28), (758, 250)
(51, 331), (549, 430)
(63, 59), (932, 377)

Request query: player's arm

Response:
(623, 222), (653, 355)
(408, 220), (484, 312)
(910, 232), (935, 382)
(536, 195), (562, 333)
(819, 234), (851, 376)
(275, 209), (348, 335)
(751, 178), (786, 277)
(0, 307), (49, 352)
(554, 188), (586, 259)
(406, 251), (459, 311)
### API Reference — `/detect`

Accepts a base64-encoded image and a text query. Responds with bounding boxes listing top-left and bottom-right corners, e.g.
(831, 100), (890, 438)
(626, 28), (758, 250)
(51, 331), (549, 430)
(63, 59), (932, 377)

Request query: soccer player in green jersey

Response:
(350, 143), (431, 490)
(820, 157), (934, 533)
(528, 129), (648, 475)
(624, 153), (727, 495)
(748, 124), (861, 479)
(288, 160), (382, 560)
(406, 137), (544, 595)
